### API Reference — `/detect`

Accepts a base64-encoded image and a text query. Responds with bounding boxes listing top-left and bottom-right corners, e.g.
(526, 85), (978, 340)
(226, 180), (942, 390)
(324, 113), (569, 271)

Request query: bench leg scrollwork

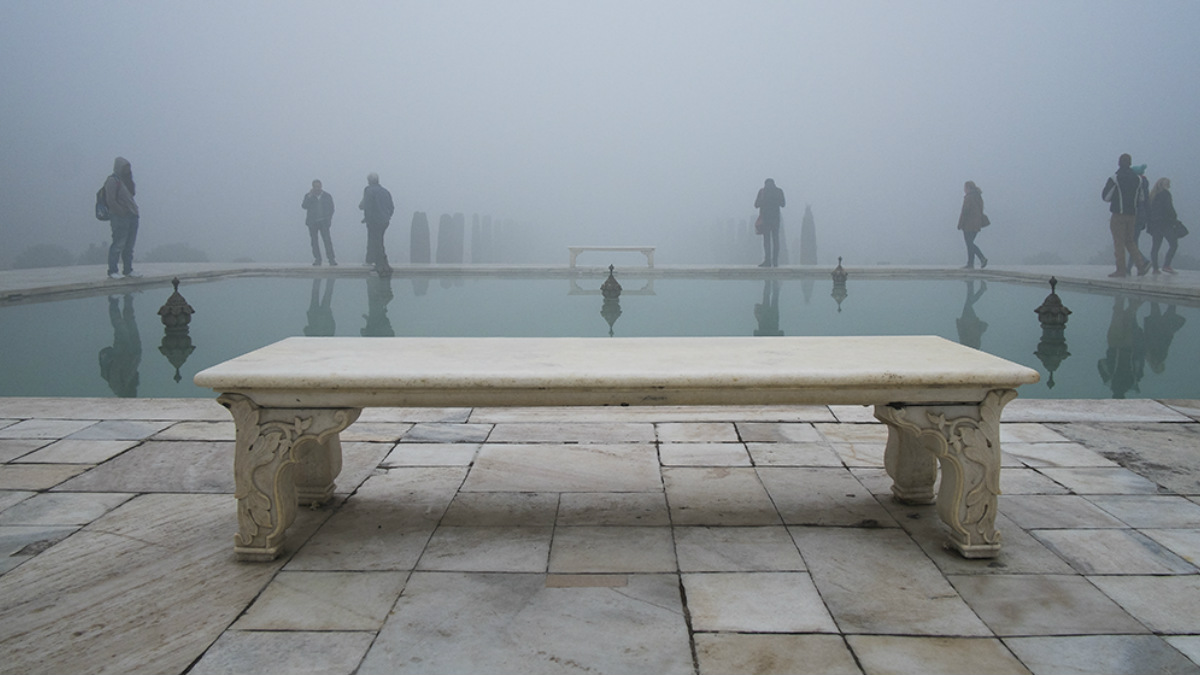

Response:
(875, 389), (1016, 558)
(219, 394), (361, 561)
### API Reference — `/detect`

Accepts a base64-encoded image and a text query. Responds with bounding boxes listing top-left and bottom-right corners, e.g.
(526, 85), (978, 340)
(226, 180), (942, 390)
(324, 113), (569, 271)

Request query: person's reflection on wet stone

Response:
(955, 280), (988, 349)
(304, 278), (336, 336)
(99, 293), (141, 397)
(754, 279), (784, 336)
(1143, 302), (1186, 376)
(1098, 295), (1146, 398)
(362, 275), (395, 336)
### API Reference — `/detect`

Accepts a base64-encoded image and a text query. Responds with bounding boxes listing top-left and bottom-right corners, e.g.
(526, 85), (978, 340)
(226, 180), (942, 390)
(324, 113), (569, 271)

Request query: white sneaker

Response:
(108, 272), (122, 280)
(124, 271), (143, 278)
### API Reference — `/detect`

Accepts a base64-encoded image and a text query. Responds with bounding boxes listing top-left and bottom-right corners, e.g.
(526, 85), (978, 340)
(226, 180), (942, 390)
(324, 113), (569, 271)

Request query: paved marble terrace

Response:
(0, 396), (1197, 675)
(2, 263), (1200, 674)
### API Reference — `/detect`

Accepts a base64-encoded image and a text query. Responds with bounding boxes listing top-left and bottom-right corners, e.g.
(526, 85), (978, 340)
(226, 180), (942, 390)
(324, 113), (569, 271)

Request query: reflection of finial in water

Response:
(831, 256), (848, 311)
(1033, 277), (1071, 389)
(600, 265), (623, 336)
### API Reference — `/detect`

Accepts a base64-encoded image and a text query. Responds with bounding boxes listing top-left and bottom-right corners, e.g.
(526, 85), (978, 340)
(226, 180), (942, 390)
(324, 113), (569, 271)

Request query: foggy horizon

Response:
(3, 1), (1199, 269)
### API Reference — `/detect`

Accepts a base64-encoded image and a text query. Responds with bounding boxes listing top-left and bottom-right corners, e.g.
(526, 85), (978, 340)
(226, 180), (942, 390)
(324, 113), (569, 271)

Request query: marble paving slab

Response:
(1142, 528), (1200, 566)
(658, 442), (751, 466)
(683, 571), (837, 633)
(463, 443), (662, 493)
(759, 467), (898, 527)
(15, 439), (141, 464)
(662, 467), (781, 526)
(417, 526), (553, 572)
(949, 574), (1148, 636)
(0, 464), (88, 490)
(656, 422), (740, 443)
(381, 442), (479, 467)
(735, 421), (825, 443)
(1052, 422), (1200, 495)
(484, 422), (653, 444)
(232, 570), (408, 630)
(399, 422), (493, 443)
(1088, 575), (1200, 634)
(675, 526), (806, 572)
(0, 418), (97, 439)
(1087, 495), (1200, 528)
(439, 491), (558, 527)
(795, 527), (992, 635)
(548, 526), (676, 573)
(1004, 398), (1192, 423)
(1004, 635), (1200, 675)
(695, 633), (860, 675)
(0, 397), (227, 421)
(846, 635), (1032, 675)
(189, 631), (376, 675)
(358, 572), (693, 674)
(65, 419), (175, 440)
(1031, 528), (1197, 575)
(555, 492), (670, 526)
(357, 407), (471, 423)
(0, 438), (51, 463)
(746, 442), (844, 467)
(0, 493), (327, 675)
(0, 492), (133, 526)
(0, 524), (78, 574)
(469, 405), (836, 423)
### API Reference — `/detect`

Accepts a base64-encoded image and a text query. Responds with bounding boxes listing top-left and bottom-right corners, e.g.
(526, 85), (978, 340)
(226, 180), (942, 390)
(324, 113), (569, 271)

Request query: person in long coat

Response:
(957, 181), (988, 269)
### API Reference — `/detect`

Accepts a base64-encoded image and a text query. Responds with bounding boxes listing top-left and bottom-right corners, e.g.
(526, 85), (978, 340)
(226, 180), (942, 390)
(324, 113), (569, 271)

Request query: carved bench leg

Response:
(874, 389), (1016, 558)
(878, 414), (938, 504)
(219, 394), (361, 561)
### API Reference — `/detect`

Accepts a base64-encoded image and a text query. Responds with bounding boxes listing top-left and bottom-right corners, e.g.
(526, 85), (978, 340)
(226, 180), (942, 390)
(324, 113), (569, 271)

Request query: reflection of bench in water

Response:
(569, 246), (655, 268)
(194, 335), (1039, 562)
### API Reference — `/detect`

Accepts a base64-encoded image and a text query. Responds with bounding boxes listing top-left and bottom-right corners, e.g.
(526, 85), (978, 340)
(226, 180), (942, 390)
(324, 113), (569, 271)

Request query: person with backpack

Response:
(1101, 153), (1149, 277)
(103, 157), (141, 279)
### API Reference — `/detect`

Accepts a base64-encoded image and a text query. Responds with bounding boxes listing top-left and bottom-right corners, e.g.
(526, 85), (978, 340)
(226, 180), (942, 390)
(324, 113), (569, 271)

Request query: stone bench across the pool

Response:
(568, 246), (655, 268)
(193, 336), (1040, 562)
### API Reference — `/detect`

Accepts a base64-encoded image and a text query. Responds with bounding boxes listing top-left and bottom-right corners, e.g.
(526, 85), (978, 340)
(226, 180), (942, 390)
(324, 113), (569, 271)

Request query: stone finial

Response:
(601, 264), (622, 299)
(1034, 276), (1071, 327)
(157, 277), (195, 331)
(831, 256), (847, 284)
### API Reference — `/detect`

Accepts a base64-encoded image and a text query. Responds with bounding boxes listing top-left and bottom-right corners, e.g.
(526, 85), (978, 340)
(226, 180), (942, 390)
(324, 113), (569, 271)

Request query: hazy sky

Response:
(3, 1), (1198, 266)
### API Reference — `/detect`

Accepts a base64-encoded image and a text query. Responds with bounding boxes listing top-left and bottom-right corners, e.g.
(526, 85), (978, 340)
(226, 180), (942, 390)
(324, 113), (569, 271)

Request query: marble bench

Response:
(568, 246), (655, 268)
(194, 336), (1039, 561)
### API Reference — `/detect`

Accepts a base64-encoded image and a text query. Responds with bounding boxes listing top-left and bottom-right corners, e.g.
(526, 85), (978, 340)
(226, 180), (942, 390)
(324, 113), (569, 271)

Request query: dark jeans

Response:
(365, 222), (389, 265)
(761, 225), (779, 266)
(1150, 234), (1179, 270)
(963, 230), (986, 267)
(108, 215), (139, 275)
(308, 221), (335, 263)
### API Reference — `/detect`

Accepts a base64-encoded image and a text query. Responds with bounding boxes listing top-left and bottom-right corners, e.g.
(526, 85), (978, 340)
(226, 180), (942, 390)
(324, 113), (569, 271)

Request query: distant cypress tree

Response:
(800, 204), (817, 265)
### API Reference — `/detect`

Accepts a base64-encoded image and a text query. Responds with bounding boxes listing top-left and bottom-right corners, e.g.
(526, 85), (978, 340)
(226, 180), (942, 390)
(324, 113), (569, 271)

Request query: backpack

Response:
(95, 180), (111, 221)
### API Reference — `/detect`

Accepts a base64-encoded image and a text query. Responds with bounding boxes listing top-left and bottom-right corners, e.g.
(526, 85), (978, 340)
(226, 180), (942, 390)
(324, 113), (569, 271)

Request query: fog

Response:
(3, 1), (1199, 268)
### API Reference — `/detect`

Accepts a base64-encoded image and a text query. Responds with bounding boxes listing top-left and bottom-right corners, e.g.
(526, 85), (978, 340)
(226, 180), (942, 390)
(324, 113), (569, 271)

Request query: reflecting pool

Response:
(0, 274), (1196, 400)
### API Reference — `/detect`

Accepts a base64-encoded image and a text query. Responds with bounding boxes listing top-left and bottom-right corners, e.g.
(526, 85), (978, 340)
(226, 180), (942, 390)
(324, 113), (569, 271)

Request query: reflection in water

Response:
(754, 279), (784, 336)
(1098, 296), (1146, 399)
(98, 294), (141, 397)
(956, 280), (988, 349)
(1144, 302), (1186, 375)
(362, 275), (395, 336)
(304, 278), (336, 336)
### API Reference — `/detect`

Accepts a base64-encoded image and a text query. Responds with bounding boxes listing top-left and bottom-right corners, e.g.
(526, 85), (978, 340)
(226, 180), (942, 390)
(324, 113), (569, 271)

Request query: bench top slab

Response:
(195, 336), (1039, 408)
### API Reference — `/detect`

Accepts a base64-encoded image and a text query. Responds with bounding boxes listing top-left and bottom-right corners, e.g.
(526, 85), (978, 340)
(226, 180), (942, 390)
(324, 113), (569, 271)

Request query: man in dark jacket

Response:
(301, 179), (336, 266)
(359, 172), (395, 272)
(754, 178), (786, 267)
(1102, 154), (1149, 277)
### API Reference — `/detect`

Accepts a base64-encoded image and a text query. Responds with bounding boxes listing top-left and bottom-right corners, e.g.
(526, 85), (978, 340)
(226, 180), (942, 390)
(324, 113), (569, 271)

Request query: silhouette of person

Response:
(301, 179), (336, 266)
(104, 157), (141, 279)
(359, 172), (395, 273)
(304, 278), (336, 336)
(1128, 165), (1150, 272)
(955, 280), (988, 349)
(1147, 177), (1182, 274)
(1097, 295), (1145, 398)
(957, 181), (989, 269)
(1143, 302), (1186, 376)
(754, 178), (786, 267)
(362, 275), (395, 336)
(754, 279), (784, 336)
(98, 294), (141, 397)
(1101, 154), (1149, 277)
